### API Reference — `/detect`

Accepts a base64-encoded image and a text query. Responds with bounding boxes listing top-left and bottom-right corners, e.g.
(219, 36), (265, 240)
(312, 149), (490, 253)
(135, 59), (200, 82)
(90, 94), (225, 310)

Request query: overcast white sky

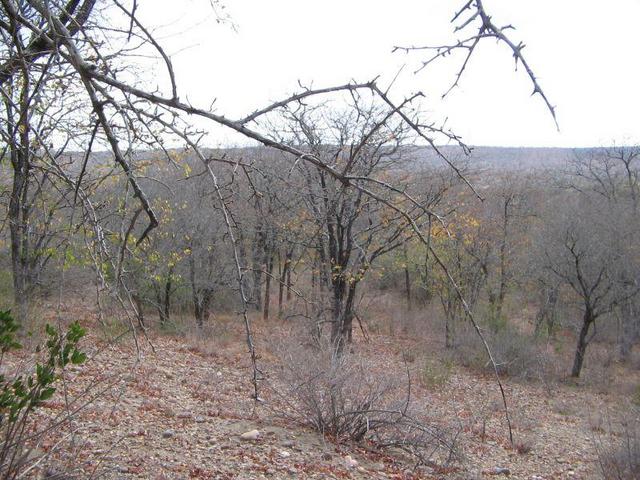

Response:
(137, 0), (640, 148)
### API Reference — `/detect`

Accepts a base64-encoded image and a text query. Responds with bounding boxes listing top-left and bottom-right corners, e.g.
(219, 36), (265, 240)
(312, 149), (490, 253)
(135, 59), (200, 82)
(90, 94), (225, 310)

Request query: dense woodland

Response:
(4, 142), (638, 377)
(0, 1), (638, 479)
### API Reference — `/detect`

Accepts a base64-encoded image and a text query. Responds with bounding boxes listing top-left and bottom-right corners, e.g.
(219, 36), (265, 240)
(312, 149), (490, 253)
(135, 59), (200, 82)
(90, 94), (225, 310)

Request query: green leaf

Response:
(39, 387), (56, 401)
(71, 350), (87, 365)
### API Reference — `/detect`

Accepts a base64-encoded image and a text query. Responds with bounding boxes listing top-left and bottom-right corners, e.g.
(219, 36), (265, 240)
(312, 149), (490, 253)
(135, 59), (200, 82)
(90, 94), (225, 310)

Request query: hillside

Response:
(11, 295), (638, 479)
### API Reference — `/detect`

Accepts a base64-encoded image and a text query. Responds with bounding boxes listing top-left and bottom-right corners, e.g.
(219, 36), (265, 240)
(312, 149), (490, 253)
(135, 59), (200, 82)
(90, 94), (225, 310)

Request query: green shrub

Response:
(0, 268), (13, 309)
(0, 310), (87, 479)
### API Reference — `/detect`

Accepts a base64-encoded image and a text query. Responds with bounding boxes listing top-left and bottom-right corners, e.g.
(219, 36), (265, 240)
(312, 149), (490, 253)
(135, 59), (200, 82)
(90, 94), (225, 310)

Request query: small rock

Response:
(281, 439), (295, 448)
(177, 412), (192, 419)
(194, 416), (206, 423)
(117, 466), (129, 473)
(279, 450), (291, 458)
(493, 467), (510, 476)
(345, 455), (359, 469)
(321, 452), (332, 461)
(240, 429), (260, 441)
(161, 429), (175, 439)
(357, 466), (366, 473)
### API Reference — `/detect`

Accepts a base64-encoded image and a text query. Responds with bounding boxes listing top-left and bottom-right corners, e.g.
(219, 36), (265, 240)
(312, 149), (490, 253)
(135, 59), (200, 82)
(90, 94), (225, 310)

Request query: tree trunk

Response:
(445, 315), (454, 349)
(263, 254), (274, 320)
(251, 220), (265, 310)
(8, 98), (31, 322)
(278, 249), (292, 317)
(441, 295), (456, 349)
(421, 217), (433, 304)
(156, 265), (174, 325)
(534, 285), (558, 337)
(189, 252), (213, 328)
(286, 266), (292, 302)
(571, 310), (594, 377)
(277, 251), (284, 317)
(403, 244), (412, 311)
(163, 267), (173, 323)
(132, 293), (145, 329)
(496, 202), (509, 320)
(619, 300), (637, 362)
(330, 280), (358, 354)
(194, 288), (213, 328)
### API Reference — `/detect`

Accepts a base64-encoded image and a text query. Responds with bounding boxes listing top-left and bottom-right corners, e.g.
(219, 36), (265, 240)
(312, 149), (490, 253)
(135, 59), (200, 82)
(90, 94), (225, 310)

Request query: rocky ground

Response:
(8, 298), (639, 479)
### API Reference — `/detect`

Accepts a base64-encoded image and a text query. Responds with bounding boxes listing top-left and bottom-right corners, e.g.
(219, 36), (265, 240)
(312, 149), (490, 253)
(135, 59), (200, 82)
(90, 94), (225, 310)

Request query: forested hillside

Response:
(0, 1), (638, 479)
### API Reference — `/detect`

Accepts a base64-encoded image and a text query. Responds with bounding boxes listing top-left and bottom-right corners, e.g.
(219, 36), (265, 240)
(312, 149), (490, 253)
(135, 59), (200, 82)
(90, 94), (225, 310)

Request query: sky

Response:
(136, 0), (640, 148)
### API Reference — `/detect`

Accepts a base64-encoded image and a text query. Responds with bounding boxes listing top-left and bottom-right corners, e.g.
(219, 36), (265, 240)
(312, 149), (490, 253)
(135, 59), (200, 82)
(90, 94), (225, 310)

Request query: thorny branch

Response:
(394, 0), (558, 130)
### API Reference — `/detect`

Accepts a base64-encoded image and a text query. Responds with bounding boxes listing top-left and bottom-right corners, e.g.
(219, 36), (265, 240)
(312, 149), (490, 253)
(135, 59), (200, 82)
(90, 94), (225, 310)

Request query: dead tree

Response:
(541, 194), (638, 377)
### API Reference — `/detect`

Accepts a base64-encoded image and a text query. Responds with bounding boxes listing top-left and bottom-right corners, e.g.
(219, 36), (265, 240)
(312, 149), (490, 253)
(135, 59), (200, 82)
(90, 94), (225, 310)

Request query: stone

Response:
(344, 455), (359, 469)
(279, 450), (291, 458)
(161, 429), (175, 439)
(240, 429), (260, 441)
(493, 467), (510, 476)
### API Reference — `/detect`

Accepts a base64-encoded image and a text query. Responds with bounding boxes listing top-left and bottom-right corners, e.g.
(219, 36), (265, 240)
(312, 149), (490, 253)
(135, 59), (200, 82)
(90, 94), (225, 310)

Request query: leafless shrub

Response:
(269, 338), (460, 467)
(583, 345), (622, 394)
(155, 313), (235, 355)
(183, 320), (234, 355)
(515, 438), (534, 455)
(594, 410), (640, 480)
(418, 356), (454, 389)
(455, 325), (555, 383)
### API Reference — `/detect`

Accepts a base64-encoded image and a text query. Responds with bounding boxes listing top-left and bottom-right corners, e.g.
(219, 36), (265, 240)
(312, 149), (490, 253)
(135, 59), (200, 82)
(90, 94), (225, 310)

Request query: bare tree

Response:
(271, 97), (441, 350)
(482, 174), (533, 322)
(0, 60), (88, 318)
(431, 209), (488, 347)
(560, 147), (640, 363)
(540, 193), (638, 377)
